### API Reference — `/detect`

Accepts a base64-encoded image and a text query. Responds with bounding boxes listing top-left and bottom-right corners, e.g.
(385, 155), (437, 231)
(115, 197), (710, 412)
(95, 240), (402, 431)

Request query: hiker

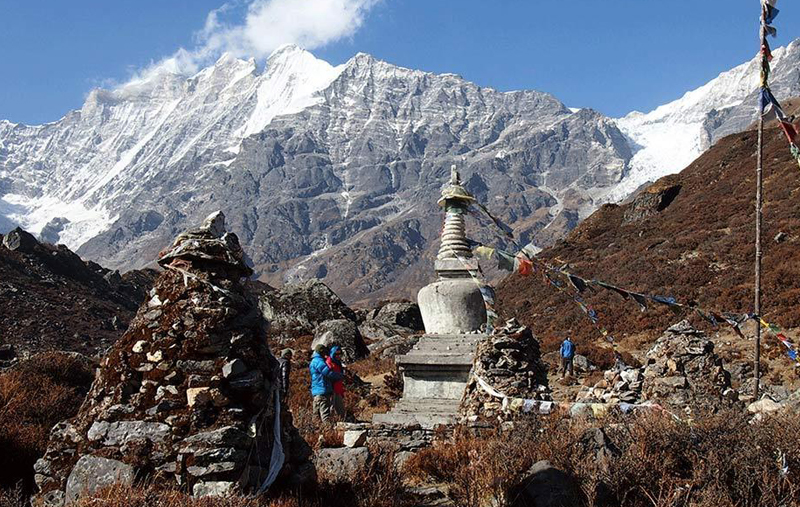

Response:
(277, 348), (293, 400)
(325, 345), (346, 420)
(560, 336), (575, 377)
(309, 344), (343, 424)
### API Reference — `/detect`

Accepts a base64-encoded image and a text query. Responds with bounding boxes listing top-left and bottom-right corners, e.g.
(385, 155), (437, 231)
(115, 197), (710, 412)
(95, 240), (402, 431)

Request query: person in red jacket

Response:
(325, 345), (346, 419)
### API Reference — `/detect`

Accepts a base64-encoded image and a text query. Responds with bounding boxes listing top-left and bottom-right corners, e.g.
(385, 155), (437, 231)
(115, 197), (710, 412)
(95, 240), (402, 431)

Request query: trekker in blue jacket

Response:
(309, 344), (343, 423)
(560, 337), (575, 378)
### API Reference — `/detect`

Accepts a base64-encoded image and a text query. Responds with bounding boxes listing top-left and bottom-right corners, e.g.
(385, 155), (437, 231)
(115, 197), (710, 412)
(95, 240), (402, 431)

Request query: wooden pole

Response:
(754, 2), (766, 399)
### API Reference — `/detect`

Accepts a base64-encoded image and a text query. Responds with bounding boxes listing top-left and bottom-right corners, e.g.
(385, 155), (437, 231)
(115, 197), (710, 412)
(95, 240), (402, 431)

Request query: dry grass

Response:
(61, 449), (411, 507)
(0, 353), (94, 494)
(406, 410), (800, 507)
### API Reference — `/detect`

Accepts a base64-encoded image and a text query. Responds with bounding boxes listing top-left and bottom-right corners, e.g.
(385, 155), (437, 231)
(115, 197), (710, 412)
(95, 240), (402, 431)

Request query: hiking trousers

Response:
(332, 392), (345, 419)
(561, 356), (574, 376)
(313, 394), (333, 423)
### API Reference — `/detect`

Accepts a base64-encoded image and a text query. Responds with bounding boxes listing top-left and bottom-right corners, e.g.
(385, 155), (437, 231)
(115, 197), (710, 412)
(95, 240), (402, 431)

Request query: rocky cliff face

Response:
(33, 212), (295, 505)
(5, 41), (800, 304)
(0, 46), (631, 304)
(0, 228), (156, 358)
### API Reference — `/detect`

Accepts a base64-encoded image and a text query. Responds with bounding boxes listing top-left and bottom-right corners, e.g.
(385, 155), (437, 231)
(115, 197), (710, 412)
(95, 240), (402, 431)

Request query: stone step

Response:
(390, 399), (460, 414)
(396, 353), (475, 367)
(413, 337), (484, 347)
(410, 343), (479, 353)
(372, 411), (457, 428)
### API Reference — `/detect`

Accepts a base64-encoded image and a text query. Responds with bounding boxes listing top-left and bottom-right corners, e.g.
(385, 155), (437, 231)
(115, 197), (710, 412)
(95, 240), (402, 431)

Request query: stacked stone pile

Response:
(641, 321), (738, 410)
(34, 212), (295, 506)
(461, 319), (551, 420)
(575, 366), (643, 404)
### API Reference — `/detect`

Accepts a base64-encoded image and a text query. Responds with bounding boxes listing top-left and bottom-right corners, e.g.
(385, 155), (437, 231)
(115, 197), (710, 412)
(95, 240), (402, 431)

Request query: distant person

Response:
(560, 337), (575, 377)
(309, 344), (343, 424)
(325, 345), (346, 420)
(278, 349), (293, 400)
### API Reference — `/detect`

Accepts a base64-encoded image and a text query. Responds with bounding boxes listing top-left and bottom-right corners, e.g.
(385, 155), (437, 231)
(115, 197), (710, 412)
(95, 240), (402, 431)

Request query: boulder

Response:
(512, 460), (585, 507)
(65, 456), (134, 505)
(747, 397), (783, 415)
(315, 447), (370, 483)
(86, 420), (171, 446)
(343, 430), (368, 448)
(258, 279), (356, 342)
(2, 227), (39, 253)
(373, 302), (424, 331)
(572, 354), (593, 373)
(311, 319), (369, 362)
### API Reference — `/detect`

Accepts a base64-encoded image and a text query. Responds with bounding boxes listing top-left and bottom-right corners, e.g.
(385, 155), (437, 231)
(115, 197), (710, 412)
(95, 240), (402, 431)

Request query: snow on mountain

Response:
(609, 39), (800, 202)
(0, 44), (339, 249)
(3, 40), (800, 302)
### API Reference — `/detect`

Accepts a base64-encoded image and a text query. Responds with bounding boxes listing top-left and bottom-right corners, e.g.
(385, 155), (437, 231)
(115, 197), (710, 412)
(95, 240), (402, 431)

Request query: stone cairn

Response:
(460, 319), (551, 421)
(641, 320), (738, 410)
(576, 321), (738, 410)
(34, 212), (288, 506)
(576, 365), (643, 405)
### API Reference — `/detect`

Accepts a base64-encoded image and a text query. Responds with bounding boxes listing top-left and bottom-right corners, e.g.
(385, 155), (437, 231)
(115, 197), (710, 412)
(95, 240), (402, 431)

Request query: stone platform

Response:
(373, 333), (485, 428)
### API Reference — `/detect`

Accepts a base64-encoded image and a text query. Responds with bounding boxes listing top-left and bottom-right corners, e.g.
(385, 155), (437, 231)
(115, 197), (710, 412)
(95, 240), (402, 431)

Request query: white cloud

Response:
(122, 0), (379, 86)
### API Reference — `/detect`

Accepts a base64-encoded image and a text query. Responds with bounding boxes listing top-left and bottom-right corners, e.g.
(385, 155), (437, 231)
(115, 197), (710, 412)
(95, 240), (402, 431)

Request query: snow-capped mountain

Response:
(611, 39), (800, 202)
(1, 41), (799, 302)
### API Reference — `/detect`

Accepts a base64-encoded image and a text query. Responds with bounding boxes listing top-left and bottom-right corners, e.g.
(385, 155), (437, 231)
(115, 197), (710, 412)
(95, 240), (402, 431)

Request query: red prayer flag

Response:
(779, 121), (798, 144)
(762, 43), (773, 61)
(517, 257), (533, 276)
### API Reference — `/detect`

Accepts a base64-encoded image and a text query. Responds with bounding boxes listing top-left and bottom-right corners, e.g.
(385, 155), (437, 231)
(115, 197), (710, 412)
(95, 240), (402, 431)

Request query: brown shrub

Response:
(68, 450), (411, 507)
(406, 411), (800, 507)
(0, 353), (94, 493)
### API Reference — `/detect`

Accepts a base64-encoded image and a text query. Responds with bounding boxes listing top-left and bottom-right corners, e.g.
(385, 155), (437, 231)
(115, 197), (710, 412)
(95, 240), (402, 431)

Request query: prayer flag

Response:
(759, 88), (784, 119)
(496, 250), (516, 271)
(597, 281), (630, 300)
(761, 42), (773, 62)
(779, 121), (798, 144)
(516, 256), (533, 276)
(696, 309), (719, 328)
(765, 24), (777, 38)
(568, 274), (588, 293)
(631, 293), (648, 312)
(651, 295), (678, 306)
(765, 5), (780, 24)
(474, 245), (495, 260)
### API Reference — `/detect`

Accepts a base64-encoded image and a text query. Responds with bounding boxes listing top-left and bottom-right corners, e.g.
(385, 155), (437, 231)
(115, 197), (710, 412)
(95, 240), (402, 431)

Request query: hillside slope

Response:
(497, 112), (800, 355)
(0, 229), (156, 357)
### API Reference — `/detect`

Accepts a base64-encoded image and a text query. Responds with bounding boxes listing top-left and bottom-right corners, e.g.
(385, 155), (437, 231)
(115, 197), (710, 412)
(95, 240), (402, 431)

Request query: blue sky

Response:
(1, 1), (798, 124)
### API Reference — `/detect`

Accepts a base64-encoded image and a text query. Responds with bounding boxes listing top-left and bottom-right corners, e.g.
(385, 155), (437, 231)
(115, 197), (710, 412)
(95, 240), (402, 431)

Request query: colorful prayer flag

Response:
(516, 256), (533, 276)
(761, 41), (773, 61)
(597, 281), (630, 300)
(764, 4), (780, 24)
(474, 245), (495, 260)
(496, 250), (516, 271)
(631, 293), (648, 312)
(779, 121), (798, 144)
(760, 88), (785, 119)
(568, 274), (588, 293)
